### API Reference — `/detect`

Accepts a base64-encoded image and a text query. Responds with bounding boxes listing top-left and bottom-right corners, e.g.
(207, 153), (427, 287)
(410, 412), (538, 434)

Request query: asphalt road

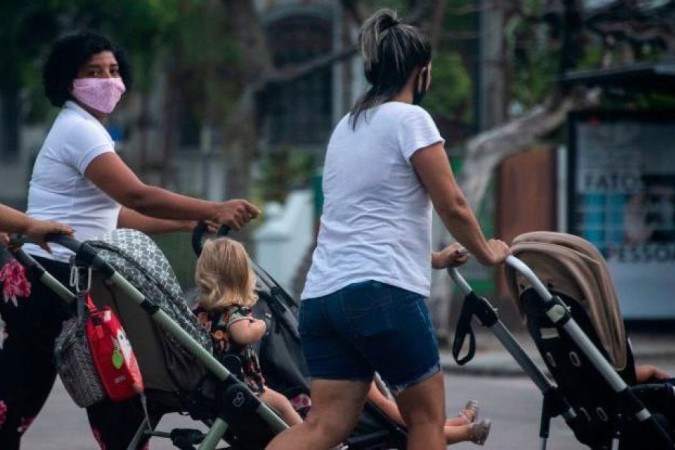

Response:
(22, 371), (586, 450)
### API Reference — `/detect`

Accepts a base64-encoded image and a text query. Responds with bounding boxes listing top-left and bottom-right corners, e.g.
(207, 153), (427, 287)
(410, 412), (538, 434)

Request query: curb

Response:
(439, 332), (675, 377)
(440, 350), (544, 377)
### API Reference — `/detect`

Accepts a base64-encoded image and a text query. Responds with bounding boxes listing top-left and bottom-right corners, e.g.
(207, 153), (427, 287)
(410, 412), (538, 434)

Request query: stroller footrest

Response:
(170, 428), (206, 447)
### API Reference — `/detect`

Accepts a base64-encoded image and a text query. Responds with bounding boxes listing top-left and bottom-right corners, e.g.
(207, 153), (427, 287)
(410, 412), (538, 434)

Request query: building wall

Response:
(496, 147), (557, 300)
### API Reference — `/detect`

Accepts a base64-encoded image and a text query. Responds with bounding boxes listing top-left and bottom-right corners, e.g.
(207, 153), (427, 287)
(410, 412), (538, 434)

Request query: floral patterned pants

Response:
(0, 254), (150, 449)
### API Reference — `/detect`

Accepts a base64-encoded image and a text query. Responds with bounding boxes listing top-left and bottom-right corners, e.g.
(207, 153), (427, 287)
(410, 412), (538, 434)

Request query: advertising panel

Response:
(569, 112), (675, 318)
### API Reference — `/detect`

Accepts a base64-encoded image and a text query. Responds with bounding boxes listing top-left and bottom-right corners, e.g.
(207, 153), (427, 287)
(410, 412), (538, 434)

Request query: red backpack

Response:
(84, 293), (144, 401)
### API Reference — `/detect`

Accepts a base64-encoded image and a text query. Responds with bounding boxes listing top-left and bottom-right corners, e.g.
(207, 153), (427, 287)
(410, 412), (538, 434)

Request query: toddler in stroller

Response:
(504, 231), (675, 449)
(193, 237), (302, 427)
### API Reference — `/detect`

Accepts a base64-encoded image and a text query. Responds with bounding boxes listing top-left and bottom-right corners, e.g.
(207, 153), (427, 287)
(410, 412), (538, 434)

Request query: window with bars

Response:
(265, 13), (333, 148)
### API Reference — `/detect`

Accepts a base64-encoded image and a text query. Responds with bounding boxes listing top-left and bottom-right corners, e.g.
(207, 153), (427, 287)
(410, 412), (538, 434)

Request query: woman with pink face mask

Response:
(0, 31), (260, 449)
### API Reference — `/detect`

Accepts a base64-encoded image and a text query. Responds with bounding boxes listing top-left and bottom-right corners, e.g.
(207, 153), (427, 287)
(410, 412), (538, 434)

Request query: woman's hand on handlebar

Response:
(211, 199), (261, 231)
(25, 219), (74, 252)
(484, 239), (510, 266)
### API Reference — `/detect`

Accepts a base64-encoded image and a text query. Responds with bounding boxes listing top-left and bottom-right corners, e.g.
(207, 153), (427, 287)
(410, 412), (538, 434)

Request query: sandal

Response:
(459, 399), (479, 423)
(468, 419), (491, 446)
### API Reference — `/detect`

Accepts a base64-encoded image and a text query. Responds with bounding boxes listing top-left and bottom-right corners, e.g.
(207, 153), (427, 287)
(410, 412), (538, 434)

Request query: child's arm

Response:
(635, 364), (671, 383)
(366, 382), (405, 426)
(228, 316), (267, 344)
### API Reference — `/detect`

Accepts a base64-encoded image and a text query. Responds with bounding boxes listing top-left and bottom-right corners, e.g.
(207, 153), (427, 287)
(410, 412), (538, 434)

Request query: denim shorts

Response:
(299, 280), (440, 395)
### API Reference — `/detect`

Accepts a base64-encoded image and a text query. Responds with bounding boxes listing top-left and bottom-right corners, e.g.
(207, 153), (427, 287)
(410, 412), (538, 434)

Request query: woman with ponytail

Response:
(267, 9), (509, 450)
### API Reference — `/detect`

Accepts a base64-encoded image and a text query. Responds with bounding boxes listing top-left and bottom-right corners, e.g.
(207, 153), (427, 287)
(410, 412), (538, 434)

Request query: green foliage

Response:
(177, 1), (240, 69)
(152, 231), (197, 289)
(577, 44), (604, 70)
(174, 0), (241, 125)
(0, 2), (59, 95)
(600, 91), (675, 111)
(507, 10), (560, 110)
(423, 52), (472, 120)
(372, 0), (408, 13)
(254, 147), (316, 204)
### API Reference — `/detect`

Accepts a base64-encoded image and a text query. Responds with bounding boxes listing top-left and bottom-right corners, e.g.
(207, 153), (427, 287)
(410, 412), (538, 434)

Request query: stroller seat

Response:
(87, 230), (211, 401)
(85, 230), (288, 448)
(504, 231), (675, 449)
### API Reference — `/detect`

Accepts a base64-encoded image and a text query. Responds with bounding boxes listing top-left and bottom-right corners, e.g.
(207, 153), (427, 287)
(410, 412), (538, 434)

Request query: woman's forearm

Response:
(122, 185), (217, 221)
(117, 207), (196, 234)
(434, 196), (494, 265)
(0, 204), (33, 233)
(85, 153), (260, 231)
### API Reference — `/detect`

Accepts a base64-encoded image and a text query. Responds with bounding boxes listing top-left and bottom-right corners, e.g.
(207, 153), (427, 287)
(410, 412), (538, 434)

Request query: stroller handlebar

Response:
(191, 221), (230, 256)
(504, 255), (553, 302)
(7, 233), (80, 253)
(447, 255), (553, 302)
(46, 233), (82, 252)
(447, 267), (472, 295)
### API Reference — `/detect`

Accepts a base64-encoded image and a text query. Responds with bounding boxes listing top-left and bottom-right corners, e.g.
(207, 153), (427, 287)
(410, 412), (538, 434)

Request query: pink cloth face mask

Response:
(71, 77), (126, 114)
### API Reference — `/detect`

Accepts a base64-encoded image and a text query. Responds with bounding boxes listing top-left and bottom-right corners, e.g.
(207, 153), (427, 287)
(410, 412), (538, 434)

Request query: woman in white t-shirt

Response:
(0, 31), (260, 450)
(267, 10), (510, 450)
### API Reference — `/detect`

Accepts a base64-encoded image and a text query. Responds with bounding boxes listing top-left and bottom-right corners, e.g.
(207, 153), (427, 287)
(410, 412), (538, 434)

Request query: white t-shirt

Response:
(302, 102), (444, 299)
(25, 101), (120, 261)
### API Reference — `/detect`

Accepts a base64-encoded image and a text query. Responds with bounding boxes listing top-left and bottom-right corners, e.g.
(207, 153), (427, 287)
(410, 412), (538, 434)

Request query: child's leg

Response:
(260, 386), (303, 426)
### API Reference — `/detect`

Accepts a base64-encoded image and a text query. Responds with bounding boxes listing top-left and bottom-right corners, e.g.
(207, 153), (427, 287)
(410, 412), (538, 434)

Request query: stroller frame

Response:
(10, 234), (287, 450)
(448, 266), (576, 449)
(10, 229), (409, 450)
(450, 253), (673, 449)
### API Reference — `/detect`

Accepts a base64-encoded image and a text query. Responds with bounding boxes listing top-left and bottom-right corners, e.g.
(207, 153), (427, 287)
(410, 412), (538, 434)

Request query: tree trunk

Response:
(223, 88), (257, 200)
(220, 0), (274, 201)
(161, 64), (180, 188)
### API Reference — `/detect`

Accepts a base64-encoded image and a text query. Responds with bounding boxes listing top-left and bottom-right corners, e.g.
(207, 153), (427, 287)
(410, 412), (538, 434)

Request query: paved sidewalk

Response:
(440, 326), (675, 377)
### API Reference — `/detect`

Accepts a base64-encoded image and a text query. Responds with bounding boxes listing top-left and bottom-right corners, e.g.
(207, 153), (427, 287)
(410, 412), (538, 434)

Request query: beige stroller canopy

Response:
(504, 231), (628, 371)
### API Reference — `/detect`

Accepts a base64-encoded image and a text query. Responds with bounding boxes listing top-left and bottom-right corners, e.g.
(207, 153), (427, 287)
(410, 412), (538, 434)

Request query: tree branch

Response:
(459, 87), (600, 210)
(254, 0), (442, 93)
(257, 46), (359, 91)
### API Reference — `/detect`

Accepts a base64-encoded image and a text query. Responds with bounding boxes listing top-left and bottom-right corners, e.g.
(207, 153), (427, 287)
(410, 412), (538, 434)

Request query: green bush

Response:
(152, 232), (198, 291)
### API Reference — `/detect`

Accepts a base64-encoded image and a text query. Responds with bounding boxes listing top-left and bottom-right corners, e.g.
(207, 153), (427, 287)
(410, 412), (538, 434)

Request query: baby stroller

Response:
(502, 231), (675, 449)
(190, 224), (407, 450)
(8, 227), (406, 450)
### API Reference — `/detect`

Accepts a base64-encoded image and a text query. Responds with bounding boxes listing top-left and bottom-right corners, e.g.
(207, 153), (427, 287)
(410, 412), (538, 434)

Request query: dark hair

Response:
(349, 9), (431, 128)
(43, 30), (133, 107)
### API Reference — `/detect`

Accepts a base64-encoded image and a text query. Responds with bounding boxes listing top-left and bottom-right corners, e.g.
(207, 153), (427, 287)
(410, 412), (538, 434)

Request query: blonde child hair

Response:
(195, 237), (258, 311)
